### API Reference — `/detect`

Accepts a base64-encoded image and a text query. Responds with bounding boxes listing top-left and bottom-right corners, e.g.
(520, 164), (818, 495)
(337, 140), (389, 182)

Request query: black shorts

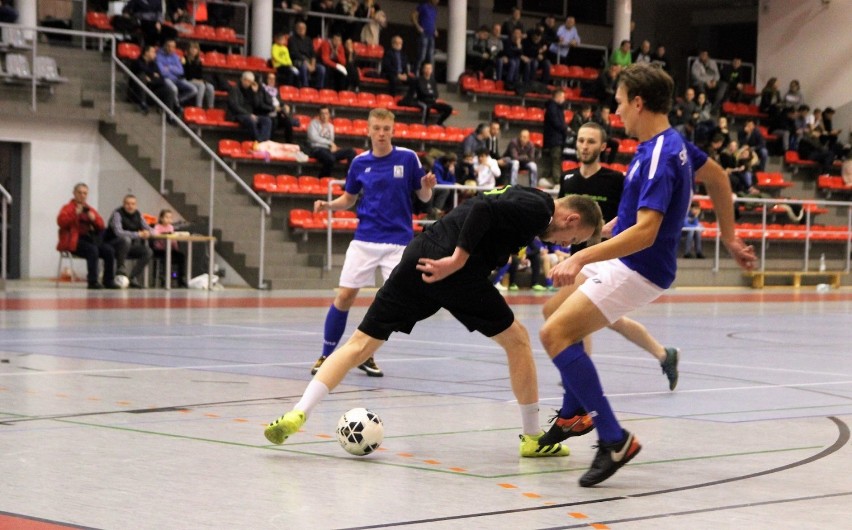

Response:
(358, 236), (515, 340)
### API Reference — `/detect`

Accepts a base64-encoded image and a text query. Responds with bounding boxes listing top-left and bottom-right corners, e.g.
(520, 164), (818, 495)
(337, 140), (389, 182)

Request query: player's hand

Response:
(416, 256), (461, 283)
(724, 237), (758, 271)
(601, 217), (617, 239)
(314, 200), (329, 213)
(548, 254), (583, 287)
(421, 171), (437, 190)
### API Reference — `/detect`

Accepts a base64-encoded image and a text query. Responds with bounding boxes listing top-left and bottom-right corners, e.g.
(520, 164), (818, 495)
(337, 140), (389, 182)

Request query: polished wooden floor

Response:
(1, 282), (851, 529)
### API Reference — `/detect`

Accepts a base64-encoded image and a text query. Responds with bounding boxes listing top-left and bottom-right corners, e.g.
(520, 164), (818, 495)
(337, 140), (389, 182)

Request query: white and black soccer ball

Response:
(336, 408), (384, 456)
(114, 275), (130, 289)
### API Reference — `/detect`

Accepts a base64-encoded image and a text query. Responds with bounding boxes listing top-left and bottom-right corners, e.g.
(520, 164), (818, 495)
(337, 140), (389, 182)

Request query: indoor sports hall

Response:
(1, 287), (851, 528)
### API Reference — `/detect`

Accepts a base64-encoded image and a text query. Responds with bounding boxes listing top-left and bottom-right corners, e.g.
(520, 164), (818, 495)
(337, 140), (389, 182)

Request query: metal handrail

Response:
(0, 183), (10, 283)
(273, 8), (371, 40)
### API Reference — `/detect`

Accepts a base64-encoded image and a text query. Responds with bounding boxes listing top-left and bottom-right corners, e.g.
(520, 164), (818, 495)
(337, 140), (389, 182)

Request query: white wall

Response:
(757, 0), (852, 138)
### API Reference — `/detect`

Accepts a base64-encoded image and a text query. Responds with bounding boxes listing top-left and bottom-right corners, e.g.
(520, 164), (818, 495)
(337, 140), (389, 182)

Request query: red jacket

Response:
(319, 39), (346, 69)
(56, 200), (106, 252)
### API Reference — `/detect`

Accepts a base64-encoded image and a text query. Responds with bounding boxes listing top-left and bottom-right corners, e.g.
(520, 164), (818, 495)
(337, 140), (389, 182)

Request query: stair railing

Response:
(0, 183), (10, 284)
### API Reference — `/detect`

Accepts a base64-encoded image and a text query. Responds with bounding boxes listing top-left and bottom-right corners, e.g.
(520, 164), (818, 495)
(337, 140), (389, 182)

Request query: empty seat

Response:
(253, 173), (275, 192)
(4, 53), (32, 79)
(297, 176), (322, 194)
(275, 175), (298, 193)
(34, 56), (68, 83)
(117, 42), (141, 61)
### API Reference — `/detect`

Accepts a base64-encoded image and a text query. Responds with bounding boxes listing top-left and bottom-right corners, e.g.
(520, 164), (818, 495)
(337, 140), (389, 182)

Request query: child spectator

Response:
(152, 209), (188, 288)
(472, 148), (500, 188)
(683, 202), (704, 259)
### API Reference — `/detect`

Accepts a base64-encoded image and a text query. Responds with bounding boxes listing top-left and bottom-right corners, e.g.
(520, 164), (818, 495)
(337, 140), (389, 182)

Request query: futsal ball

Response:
(114, 275), (130, 289)
(336, 408), (384, 456)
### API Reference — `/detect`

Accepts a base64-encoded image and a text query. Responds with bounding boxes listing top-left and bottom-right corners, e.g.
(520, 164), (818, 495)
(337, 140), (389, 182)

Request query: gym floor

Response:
(1, 283), (851, 529)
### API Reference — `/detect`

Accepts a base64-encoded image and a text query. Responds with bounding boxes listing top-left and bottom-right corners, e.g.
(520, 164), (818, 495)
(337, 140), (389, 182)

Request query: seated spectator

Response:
(521, 29), (552, 84)
(271, 32), (298, 87)
(307, 106), (357, 178)
(784, 79), (805, 109)
(592, 106), (620, 164)
(56, 183), (117, 290)
(820, 107), (849, 158)
(227, 71), (275, 142)
(682, 201), (704, 259)
(721, 57), (746, 102)
(487, 120), (513, 185)
(651, 45), (670, 72)
(472, 148), (500, 188)
(381, 35), (412, 97)
(262, 72), (298, 143)
(593, 64), (620, 111)
(151, 208), (188, 288)
(183, 42), (215, 110)
(720, 140), (756, 194)
(400, 62), (453, 126)
(156, 40), (198, 111)
(539, 15), (558, 56)
(104, 194), (154, 289)
(129, 45), (177, 114)
(487, 23), (506, 81)
(792, 104), (810, 151)
(289, 21), (325, 89)
(466, 26), (495, 79)
(458, 123), (490, 160)
(342, 38), (361, 92)
(429, 152), (457, 215)
(671, 87), (697, 131)
(690, 51), (724, 107)
(505, 129), (538, 187)
(501, 28), (525, 90)
(739, 119), (768, 171)
(760, 77), (782, 117)
(632, 40), (652, 64)
(610, 40), (632, 67)
(124, 0), (177, 46)
(549, 16), (580, 64)
(713, 115), (733, 146)
(0, 0), (18, 23)
(319, 33), (349, 91)
(797, 126), (836, 174)
(569, 104), (593, 136)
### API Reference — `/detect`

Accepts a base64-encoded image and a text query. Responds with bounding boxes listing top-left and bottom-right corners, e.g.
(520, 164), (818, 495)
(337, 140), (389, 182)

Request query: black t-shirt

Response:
(423, 186), (554, 274)
(558, 166), (624, 253)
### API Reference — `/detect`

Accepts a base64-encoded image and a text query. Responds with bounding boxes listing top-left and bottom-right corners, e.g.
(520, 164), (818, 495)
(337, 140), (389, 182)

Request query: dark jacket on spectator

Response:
(543, 99), (567, 148)
(288, 34), (317, 65)
(227, 83), (275, 121)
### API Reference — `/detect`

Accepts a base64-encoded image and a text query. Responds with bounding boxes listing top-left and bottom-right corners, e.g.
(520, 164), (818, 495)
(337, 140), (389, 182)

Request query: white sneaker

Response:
(494, 282), (508, 292)
(538, 178), (554, 189)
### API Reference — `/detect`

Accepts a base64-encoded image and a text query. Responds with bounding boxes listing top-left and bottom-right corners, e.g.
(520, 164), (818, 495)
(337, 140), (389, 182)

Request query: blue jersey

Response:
(613, 128), (695, 288)
(345, 146), (425, 246)
(416, 2), (438, 34)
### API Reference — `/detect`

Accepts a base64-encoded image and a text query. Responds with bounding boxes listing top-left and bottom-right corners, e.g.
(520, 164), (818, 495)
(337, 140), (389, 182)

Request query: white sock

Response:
(294, 380), (330, 418)
(519, 402), (540, 435)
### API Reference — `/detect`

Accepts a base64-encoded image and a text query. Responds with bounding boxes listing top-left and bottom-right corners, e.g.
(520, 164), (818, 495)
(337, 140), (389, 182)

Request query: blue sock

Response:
(321, 304), (349, 358)
(553, 343), (623, 444)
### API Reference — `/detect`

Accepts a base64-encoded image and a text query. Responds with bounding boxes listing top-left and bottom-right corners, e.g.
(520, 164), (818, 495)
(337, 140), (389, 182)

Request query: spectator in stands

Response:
(129, 45), (177, 115)
(466, 26), (495, 79)
(521, 29), (552, 85)
(166, 0), (189, 24)
(263, 72), (297, 143)
(632, 40), (652, 64)
(720, 140), (756, 194)
(331, 0), (360, 43)
(502, 7), (524, 37)
(842, 158), (852, 187)
(569, 104), (593, 136)
(593, 106), (620, 164)
(307, 106), (357, 177)
(402, 62), (452, 126)
(773, 105), (797, 152)
(360, 1), (387, 45)
(502, 28), (525, 90)
(342, 38), (361, 92)
(289, 21), (325, 89)
(487, 120), (513, 184)
(792, 104), (810, 151)
(670, 87), (696, 131)
(307, 0), (335, 38)
(690, 51), (723, 107)
(56, 183), (117, 290)
(0, 0), (18, 23)
(473, 148), (500, 188)
(705, 133), (725, 168)
(820, 107), (847, 156)
(459, 123), (490, 161)
(271, 32), (298, 87)
(783, 79), (805, 108)
(610, 40), (632, 67)
(430, 152), (456, 215)
(721, 57), (746, 103)
(506, 129), (538, 187)
(540, 15), (558, 52)
(487, 24), (507, 82)
(105, 194), (154, 289)
(156, 40), (198, 112)
(411, 0), (439, 72)
(694, 91), (713, 124)
(651, 44), (670, 72)
(125, 0), (177, 46)
(797, 122), (836, 174)
(739, 119), (768, 171)
(682, 201), (704, 259)
(227, 71), (275, 142)
(550, 16), (580, 64)
(713, 114), (733, 146)
(151, 209), (188, 288)
(183, 42), (215, 110)
(759, 77), (782, 118)
(594, 64), (621, 112)
(319, 33), (349, 91)
(540, 88), (568, 189)
(381, 35), (412, 97)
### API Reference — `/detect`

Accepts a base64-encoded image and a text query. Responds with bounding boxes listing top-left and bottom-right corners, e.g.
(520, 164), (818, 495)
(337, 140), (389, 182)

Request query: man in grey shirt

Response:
(307, 106), (358, 178)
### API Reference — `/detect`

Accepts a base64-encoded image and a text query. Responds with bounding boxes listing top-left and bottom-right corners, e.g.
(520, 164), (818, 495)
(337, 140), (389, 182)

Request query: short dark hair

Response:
(617, 63), (674, 114)
(475, 123), (488, 135)
(579, 121), (607, 144)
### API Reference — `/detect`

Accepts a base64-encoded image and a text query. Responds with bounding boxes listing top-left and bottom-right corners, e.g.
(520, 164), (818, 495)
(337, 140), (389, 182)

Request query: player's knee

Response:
(539, 320), (571, 355)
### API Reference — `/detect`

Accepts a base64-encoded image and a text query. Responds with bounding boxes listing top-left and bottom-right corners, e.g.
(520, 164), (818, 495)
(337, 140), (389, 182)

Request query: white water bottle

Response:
(819, 253), (826, 272)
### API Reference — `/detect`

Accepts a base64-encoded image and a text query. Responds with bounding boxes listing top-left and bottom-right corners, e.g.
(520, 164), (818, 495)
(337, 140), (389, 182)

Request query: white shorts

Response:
(339, 240), (406, 289)
(577, 259), (665, 324)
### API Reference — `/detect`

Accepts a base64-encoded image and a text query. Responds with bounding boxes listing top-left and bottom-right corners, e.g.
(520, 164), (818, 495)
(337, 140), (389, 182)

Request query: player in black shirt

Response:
(265, 188), (603, 457)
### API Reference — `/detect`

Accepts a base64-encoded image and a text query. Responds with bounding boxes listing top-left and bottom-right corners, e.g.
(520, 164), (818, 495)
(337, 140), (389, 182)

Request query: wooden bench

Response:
(745, 270), (845, 289)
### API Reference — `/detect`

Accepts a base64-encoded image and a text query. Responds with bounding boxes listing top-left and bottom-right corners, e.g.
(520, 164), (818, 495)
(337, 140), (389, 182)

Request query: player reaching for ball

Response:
(265, 187), (603, 458)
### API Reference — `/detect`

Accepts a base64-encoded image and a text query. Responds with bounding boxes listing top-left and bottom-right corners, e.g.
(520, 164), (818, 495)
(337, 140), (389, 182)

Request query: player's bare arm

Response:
(314, 191), (358, 213)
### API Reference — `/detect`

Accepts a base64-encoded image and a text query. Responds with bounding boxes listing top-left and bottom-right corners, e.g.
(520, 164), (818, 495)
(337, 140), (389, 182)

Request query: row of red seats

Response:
(116, 42), (270, 73)
(87, 12), (243, 44)
(218, 139), (362, 163)
(290, 209), (427, 233)
(696, 197), (828, 216)
(818, 175), (852, 193)
(278, 86), (457, 117)
(460, 75), (598, 104)
(721, 101), (768, 120)
(254, 174), (343, 195)
(550, 64), (600, 82)
(755, 171), (794, 189)
(701, 222), (850, 241)
(493, 104), (625, 129)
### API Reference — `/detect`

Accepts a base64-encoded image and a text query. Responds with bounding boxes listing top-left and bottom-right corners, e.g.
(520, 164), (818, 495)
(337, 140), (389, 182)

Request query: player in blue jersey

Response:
(265, 187), (603, 456)
(537, 63), (757, 487)
(311, 108), (437, 377)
